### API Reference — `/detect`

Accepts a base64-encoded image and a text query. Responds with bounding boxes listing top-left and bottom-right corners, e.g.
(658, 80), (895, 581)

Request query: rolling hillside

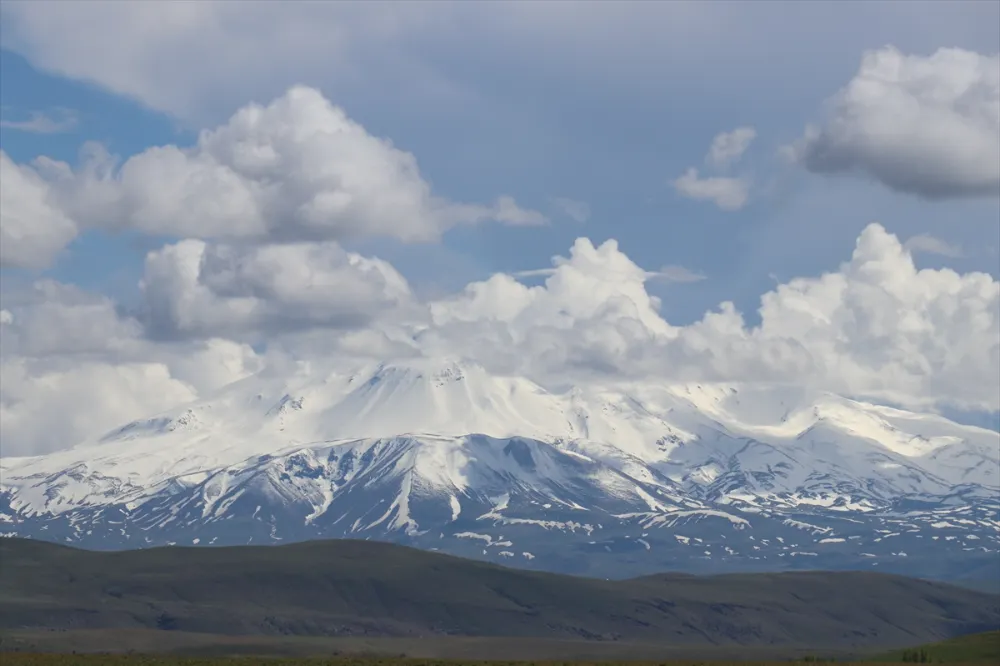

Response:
(1, 537), (997, 651)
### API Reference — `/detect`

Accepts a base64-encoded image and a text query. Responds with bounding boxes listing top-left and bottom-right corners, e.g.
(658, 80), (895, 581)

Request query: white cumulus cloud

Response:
(21, 86), (544, 245)
(140, 239), (414, 340)
(0, 151), (78, 269)
(0, 281), (140, 358)
(420, 223), (999, 412)
(0, 359), (199, 457)
(790, 46), (1000, 199)
(0, 283), (263, 456)
(0, 222), (997, 455)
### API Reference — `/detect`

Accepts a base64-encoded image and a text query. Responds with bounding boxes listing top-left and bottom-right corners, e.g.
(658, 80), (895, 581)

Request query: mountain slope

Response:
(1, 358), (997, 579)
(2, 537), (998, 650)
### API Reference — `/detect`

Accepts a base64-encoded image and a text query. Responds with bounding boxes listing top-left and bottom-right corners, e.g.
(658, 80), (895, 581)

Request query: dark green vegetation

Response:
(1, 538), (997, 660)
(0, 628), (862, 661)
(3, 632), (998, 663)
(871, 629), (1000, 663)
(0, 633), (998, 666)
(0, 656), (947, 666)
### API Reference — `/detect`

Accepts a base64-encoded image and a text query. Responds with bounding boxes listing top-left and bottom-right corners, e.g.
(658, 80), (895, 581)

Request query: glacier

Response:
(1, 357), (998, 580)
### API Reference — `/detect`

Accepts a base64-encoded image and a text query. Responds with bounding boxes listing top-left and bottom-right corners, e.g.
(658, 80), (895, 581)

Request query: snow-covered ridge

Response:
(1, 357), (997, 578)
(3, 357), (997, 504)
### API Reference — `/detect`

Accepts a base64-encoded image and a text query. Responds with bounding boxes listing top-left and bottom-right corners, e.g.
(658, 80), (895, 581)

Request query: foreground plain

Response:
(0, 629), (869, 661)
(3, 631), (999, 663)
(4, 654), (976, 666)
(0, 658), (968, 666)
(1, 630), (999, 665)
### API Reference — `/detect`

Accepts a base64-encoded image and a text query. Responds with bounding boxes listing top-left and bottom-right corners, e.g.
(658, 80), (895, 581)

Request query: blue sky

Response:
(1, 50), (189, 300)
(3, 3), (999, 299)
(2, 7), (998, 321)
(1, 1), (998, 454)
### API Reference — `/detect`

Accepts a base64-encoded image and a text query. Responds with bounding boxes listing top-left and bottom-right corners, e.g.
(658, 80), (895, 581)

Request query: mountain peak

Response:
(366, 356), (484, 385)
(1, 362), (997, 581)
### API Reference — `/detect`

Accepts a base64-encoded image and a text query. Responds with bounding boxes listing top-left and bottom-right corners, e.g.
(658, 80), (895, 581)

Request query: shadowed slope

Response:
(0, 538), (997, 650)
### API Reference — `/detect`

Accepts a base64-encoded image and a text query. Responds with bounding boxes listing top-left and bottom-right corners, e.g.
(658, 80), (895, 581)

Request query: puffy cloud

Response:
(0, 279), (263, 390)
(24, 86), (544, 244)
(418, 239), (750, 380)
(415, 224), (998, 411)
(0, 350), (259, 459)
(0, 359), (199, 457)
(790, 46), (1000, 199)
(140, 238), (413, 340)
(707, 127), (756, 169)
(0, 281), (263, 456)
(2, 223), (997, 456)
(672, 168), (750, 211)
(0, 216), (415, 456)
(0, 280), (140, 357)
(0, 151), (78, 269)
(432, 238), (672, 335)
(156, 338), (263, 396)
(0, 224), (1000, 455)
(0, 351), (251, 461)
(751, 224), (998, 409)
(673, 128), (756, 210)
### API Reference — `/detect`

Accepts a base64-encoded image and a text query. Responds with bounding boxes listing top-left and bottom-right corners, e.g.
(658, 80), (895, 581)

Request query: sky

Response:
(1, 0), (998, 457)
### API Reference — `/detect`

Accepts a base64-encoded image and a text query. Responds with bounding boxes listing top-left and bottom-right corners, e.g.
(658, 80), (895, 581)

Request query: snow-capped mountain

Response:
(2, 357), (998, 580)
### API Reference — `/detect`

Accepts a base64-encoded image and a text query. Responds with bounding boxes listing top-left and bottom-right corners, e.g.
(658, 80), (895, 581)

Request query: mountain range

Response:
(2, 357), (998, 580)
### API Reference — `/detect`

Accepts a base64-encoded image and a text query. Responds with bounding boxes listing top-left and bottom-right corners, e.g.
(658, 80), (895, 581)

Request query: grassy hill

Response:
(1, 537), (997, 654)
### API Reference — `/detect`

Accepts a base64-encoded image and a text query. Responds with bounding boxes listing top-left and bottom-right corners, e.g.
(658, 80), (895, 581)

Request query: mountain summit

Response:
(2, 358), (997, 580)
